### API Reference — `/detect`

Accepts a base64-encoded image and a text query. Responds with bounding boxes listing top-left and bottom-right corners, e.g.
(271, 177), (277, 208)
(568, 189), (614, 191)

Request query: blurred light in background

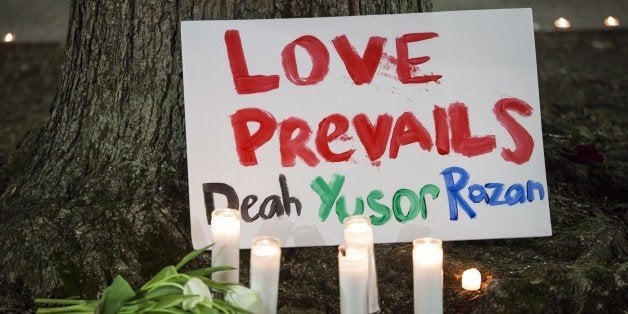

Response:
(604, 16), (619, 27)
(554, 17), (571, 29)
(3, 33), (15, 42)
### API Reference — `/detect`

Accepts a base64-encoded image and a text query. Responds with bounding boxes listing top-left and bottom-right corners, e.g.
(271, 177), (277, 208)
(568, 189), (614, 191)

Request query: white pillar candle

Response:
(210, 208), (241, 283)
(250, 236), (281, 314)
(413, 238), (443, 314)
(461, 268), (481, 291)
(338, 244), (368, 314)
(342, 215), (380, 313)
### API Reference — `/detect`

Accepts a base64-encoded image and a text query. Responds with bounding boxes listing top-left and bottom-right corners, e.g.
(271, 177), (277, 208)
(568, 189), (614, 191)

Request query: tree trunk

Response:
(0, 0), (432, 310)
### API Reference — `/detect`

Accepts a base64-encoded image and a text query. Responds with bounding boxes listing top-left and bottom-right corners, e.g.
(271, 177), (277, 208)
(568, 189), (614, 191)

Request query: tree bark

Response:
(0, 0), (431, 309)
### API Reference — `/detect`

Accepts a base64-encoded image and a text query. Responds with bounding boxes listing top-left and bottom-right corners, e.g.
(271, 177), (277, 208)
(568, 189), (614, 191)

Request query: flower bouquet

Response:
(36, 245), (260, 313)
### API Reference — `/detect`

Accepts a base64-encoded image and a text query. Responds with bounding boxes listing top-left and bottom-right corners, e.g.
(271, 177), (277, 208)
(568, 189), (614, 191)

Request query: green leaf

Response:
(154, 295), (195, 309)
(35, 299), (87, 305)
(97, 275), (136, 314)
(197, 277), (232, 292)
(175, 244), (213, 271)
(144, 273), (189, 290)
(210, 299), (230, 313)
(196, 305), (221, 314)
(116, 303), (141, 313)
(185, 265), (234, 277)
(139, 306), (188, 314)
(212, 299), (252, 314)
(141, 266), (178, 291)
(147, 282), (185, 294)
(132, 300), (158, 313)
(144, 285), (183, 300)
(150, 309), (189, 314)
(36, 301), (96, 313)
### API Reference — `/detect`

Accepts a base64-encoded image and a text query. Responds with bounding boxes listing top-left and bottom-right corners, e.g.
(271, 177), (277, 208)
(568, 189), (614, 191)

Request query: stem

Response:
(36, 304), (94, 313)
(143, 273), (189, 291)
(35, 299), (89, 305)
(148, 282), (185, 292)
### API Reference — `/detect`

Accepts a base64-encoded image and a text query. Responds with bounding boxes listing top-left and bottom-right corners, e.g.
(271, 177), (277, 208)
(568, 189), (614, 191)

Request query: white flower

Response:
(225, 285), (262, 312)
(182, 277), (213, 310)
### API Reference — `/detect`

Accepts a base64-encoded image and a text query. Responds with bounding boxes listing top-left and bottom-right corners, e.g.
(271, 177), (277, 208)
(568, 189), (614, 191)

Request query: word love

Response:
(231, 98), (534, 168)
(225, 30), (441, 94)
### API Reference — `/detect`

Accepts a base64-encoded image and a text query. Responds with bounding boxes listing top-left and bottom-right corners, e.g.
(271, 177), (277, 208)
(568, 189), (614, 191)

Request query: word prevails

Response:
(231, 98), (534, 168)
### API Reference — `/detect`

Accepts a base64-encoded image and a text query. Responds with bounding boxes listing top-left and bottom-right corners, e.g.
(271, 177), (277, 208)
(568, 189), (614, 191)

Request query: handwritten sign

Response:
(181, 9), (552, 249)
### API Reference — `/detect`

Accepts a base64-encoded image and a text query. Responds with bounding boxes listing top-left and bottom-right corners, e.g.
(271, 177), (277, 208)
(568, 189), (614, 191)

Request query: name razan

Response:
(441, 166), (545, 220)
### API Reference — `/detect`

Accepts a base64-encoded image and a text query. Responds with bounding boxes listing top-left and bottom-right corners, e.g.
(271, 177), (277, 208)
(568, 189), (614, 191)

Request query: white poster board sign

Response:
(181, 9), (552, 249)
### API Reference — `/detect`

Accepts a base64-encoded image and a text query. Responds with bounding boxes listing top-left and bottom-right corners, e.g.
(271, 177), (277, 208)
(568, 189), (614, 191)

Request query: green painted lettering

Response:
(367, 190), (390, 226)
(392, 189), (420, 223)
(310, 174), (345, 221)
(335, 196), (364, 223)
(418, 184), (440, 219)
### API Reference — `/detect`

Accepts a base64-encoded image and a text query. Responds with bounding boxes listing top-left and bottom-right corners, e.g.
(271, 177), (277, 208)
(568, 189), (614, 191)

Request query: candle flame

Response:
(462, 268), (482, 291)
(554, 17), (571, 29)
(604, 16), (619, 27)
(211, 208), (241, 232)
(252, 236), (281, 257)
(412, 237), (443, 265)
(3, 33), (14, 42)
(253, 244), (280, 257)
